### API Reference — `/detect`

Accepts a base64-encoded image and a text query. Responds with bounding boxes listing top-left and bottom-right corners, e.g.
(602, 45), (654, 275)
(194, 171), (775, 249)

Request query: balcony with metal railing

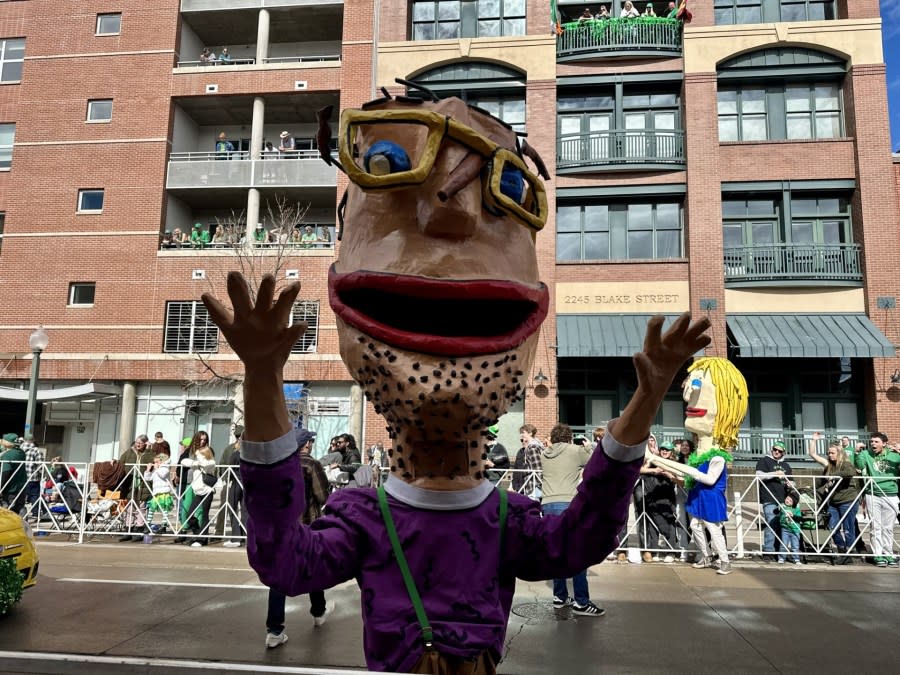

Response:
(557, 129), (685, 172)
(556, 17), (682, 61)
(165, 149), (336, 189)
(723, 243), (863, 286)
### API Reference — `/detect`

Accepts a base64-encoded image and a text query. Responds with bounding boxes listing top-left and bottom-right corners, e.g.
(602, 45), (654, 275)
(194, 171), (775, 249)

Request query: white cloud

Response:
(883, 0), (900, 36)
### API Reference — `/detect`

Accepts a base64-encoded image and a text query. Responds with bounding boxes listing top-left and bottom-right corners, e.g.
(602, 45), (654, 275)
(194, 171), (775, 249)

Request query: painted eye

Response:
(690, 378), (702, 391)
(363, 141), (411, 175)
(499, 165), (526, 204)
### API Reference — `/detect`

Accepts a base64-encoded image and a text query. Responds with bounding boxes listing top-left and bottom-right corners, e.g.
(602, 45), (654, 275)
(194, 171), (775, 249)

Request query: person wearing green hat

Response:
(0, 433), (26, 514)
(190, 223), (211, 249)
(755, 439), (795, 560)
(484, 426), (509, 484)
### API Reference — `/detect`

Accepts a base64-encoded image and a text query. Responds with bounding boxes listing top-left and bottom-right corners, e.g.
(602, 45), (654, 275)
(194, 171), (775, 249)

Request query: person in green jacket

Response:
(854, 432), (900, 567)
(776, 493), (803, 565)
(0, 433), (26, 514)
(190, 223), (211, 248)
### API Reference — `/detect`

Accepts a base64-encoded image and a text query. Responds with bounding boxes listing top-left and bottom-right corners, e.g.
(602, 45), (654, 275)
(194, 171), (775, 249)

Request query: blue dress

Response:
(686, 459), (728, 523)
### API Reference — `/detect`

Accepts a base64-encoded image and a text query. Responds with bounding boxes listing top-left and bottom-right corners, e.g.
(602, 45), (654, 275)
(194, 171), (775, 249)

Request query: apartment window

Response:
(714, 0), (834, 24)
(289, 301), (320, 353)
(86, 99), (113, 122)
(557, 201), (683, 262)
(718, 83), (842, 141)
(96, 13), (122, 36)
(466, 97), (525, 132)
(0, 38), (24, 83)
(722, 193), (851, 247)
(68, 282), (96, 306)
(410, 0), (525, 40)
(164, 301), (219, 353)
(77, 189), (105, 213)
(0, 123), (14, 169)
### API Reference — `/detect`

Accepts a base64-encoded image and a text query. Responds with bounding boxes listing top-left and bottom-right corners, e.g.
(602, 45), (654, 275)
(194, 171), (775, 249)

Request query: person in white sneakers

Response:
(265, 427), (333, 648)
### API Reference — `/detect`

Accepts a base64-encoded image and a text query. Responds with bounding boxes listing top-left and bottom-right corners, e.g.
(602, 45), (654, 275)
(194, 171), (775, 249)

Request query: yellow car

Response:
(0, 507), (38, 588)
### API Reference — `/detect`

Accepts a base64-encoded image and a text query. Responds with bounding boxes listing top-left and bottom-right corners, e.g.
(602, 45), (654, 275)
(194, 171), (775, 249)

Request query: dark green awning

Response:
(557, 314), (682, 358)
(728, 314), (895, 358)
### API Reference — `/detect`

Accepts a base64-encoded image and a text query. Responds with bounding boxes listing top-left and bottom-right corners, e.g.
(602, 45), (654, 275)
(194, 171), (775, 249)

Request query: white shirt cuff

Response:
(602, 418), (648, 463)
(240, 430), (297, 465)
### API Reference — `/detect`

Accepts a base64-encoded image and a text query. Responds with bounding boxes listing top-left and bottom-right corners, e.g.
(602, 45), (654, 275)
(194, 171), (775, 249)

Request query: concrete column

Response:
(246, 188), (260, 243)
(118, 381), (137, 453)
(349, 383), (364, 446)
(250, 97), (265, 160)
(256, 9), (269, 64)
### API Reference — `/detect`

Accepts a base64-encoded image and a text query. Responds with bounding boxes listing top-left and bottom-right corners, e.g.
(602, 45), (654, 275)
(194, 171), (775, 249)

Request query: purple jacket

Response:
(241, 425), (643, 672)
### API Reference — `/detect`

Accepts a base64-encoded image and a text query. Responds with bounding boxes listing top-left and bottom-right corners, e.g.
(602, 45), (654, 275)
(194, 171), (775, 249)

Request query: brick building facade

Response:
(0, 0), (897, 463)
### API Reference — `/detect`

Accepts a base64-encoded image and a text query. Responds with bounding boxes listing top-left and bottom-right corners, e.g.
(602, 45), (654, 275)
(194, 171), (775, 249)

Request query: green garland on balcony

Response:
(683, 448), (733, 490)
(0, 558), (24, 616)
(562, 16), (680, 38)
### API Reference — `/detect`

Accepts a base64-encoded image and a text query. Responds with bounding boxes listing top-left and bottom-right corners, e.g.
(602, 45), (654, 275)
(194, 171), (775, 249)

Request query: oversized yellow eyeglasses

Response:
(337, 108), (547, 233)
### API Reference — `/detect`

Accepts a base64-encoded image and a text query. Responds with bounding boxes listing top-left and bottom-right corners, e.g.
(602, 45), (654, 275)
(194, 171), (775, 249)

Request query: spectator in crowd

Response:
(118, 435), (154, 542)
(541, 424), (604, 616)
(579, 8), (594, 22)
(0, 434), (26, 515)
(674, 437), (696, 561)
(807, 432), (860, 565)
(839, 436), (856, 462)
(208, 49), (218, 62)
(144, 453), (175, 536)
(755, 440), (794, 560)
(172, 227), (189, 246)
(265, 428), (333, 648)
(854, 432), (900, 567)
(289, 228), (303, 245)
(179, 445), (217, 547)
(263, 140), (276, 156)
(279, 130), (296, 157)
(219, 47), (232, 64)
(254, 224), (270, 244)
(621, 1), (640, 17)
(216, 132), (234, 158)
(151, 431), (170, 457)
(666, 1), (678, 18)
(643, 3), (656, 16)
(300, 225), (318, 248)
(644, 441), (678, 562)
(596, 5), (610, 19)
(199, 47), (211, 64)
(318, 226), (332, 245)
(22, 440), (45, 513)
(484, 425), (510, 485)
(327, 433), (362, 480)
(161, 231), (175, 249)
(519, 424), (544, 501)
(222, 425), (246, 547)
(190, 223), (210, 248)
(777, 493), (803, 565)
(635, 434), (659, 562)
(212, 226), (231, 247)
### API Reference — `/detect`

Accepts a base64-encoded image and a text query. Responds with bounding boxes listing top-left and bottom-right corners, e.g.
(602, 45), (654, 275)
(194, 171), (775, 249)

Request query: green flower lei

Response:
(684, 448), (733, 490)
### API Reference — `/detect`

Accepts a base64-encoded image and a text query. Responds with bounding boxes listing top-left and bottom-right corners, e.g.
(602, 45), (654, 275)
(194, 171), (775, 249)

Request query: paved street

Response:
(1, 541), (899, 674)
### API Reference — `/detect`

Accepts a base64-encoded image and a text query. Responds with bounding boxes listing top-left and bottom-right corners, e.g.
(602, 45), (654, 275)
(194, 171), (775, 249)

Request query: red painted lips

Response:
(328, 266), (549, 357)
(685, 407), (707, 417)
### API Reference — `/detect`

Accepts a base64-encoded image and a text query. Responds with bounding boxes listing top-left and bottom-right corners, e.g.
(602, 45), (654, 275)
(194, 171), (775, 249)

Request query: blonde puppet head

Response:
(683, 357), (748, 450)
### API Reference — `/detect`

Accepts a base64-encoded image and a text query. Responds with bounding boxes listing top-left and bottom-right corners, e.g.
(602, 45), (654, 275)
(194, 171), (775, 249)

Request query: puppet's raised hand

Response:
(634, 313), (711, 398)
(201, 272), (306, 373)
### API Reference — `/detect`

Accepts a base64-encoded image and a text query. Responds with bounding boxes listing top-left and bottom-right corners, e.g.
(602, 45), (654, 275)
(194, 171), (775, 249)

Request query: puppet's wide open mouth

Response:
(328, 266), (549, 357)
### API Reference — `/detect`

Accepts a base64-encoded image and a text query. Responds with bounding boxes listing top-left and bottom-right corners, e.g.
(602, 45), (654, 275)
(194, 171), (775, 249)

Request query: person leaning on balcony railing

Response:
(643, 3), (656, 16)
(279, 130), (297, 158)
(595, 5), (610, 19)
(318, 226), (332, 246)
(161, 230), (176, 249)
(621, 1), (640, 18)
(578, 8), (594, 22)
(190, 222), (211, 248)
(171, 227), (189, 247)
(219, 47), (232, 65)
(807, 432), (860, 566)
(665, 1), (677, 18)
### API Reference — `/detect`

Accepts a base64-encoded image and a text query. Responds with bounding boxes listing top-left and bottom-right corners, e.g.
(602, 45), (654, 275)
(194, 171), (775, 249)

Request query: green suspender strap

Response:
(376, 485), (509, 650)
(378, 485), (434, 648)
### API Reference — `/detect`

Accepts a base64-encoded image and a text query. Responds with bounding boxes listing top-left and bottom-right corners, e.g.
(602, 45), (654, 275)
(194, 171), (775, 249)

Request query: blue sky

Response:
(884, 1), (900, 150)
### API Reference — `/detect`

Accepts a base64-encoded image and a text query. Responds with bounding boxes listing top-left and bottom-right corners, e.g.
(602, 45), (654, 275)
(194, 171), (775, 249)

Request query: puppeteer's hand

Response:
(201, 272), (306, 373)
(633, 313), (711, 398)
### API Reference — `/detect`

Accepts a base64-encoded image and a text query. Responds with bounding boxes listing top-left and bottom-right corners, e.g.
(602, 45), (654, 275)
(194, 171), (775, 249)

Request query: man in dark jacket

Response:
(0, 433), (26, 514)
(118, 435), (155, 542)
(222, 425), (246, 547)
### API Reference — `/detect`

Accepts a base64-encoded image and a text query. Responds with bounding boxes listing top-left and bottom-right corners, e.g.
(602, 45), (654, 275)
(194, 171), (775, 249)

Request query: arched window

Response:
(716, 48), (846, 142)
(409, 62), (526, 131)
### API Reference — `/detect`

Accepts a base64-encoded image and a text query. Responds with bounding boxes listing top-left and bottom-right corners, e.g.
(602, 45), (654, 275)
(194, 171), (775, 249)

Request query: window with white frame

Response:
(164, 301), (219, 353)
(96, 13), (122, 36)
(289, 301), (320, 353)
(77, 189), (105, 212)
(68, 282), (96, 306)
(0, 123), (14, 169)
(0, 38), (24, 83)
(87, 99), (113, 122)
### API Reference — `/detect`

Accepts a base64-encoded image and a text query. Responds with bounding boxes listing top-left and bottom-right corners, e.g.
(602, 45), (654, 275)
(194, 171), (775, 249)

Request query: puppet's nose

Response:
(416, 173), (479, 239)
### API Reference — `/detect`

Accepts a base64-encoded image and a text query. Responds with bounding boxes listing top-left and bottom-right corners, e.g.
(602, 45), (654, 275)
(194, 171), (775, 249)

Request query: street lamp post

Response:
(24, 327), (49, 441)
